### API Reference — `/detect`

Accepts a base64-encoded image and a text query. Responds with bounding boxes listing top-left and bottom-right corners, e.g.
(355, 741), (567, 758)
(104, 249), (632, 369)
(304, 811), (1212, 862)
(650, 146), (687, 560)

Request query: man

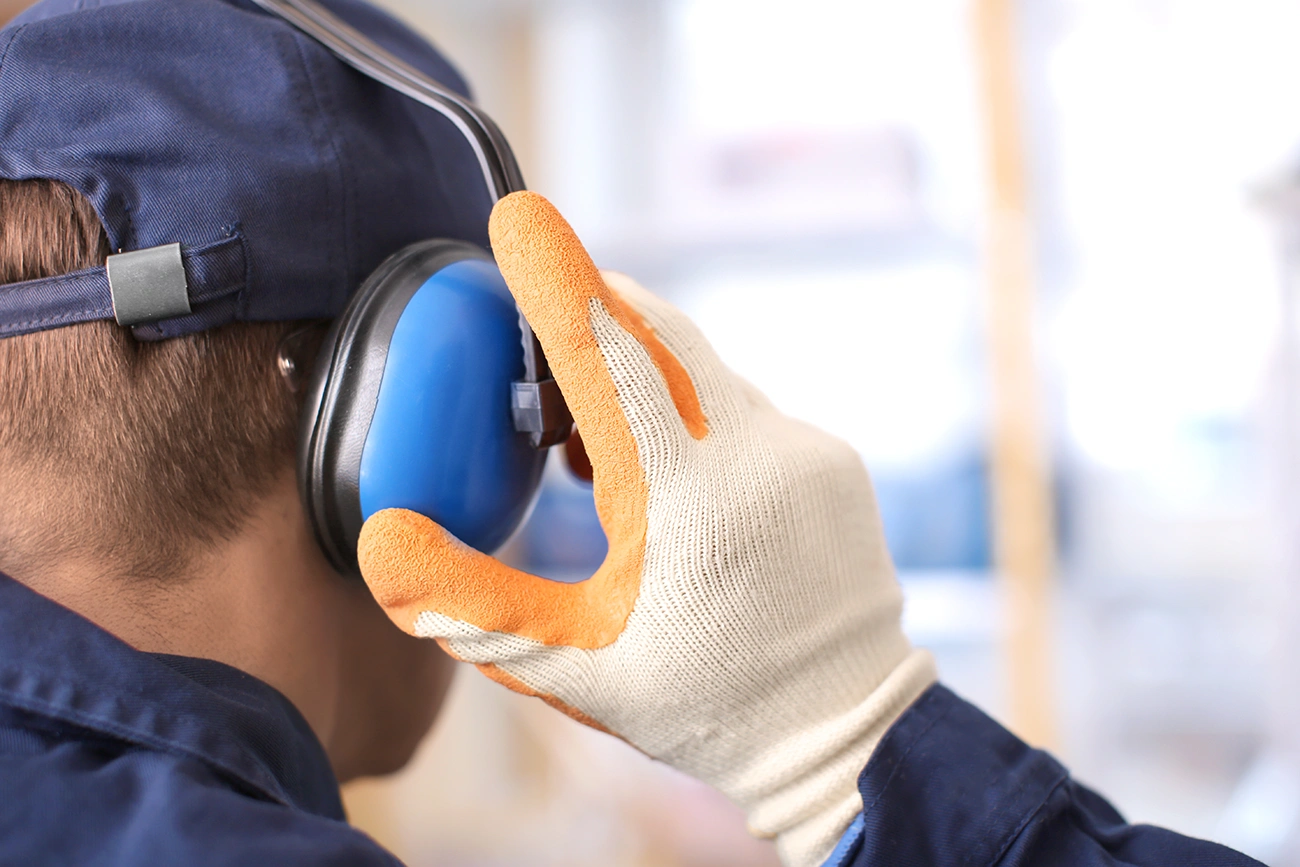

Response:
(0, 0), (1266, 864)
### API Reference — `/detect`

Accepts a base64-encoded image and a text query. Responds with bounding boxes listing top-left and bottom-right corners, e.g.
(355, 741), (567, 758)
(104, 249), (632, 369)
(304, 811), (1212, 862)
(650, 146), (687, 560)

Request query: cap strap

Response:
(0, 235), (245, 339)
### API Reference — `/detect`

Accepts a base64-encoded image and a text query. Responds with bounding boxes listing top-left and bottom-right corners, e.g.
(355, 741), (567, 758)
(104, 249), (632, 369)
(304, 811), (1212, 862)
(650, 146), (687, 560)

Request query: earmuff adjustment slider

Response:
(512, 378), (572, 449)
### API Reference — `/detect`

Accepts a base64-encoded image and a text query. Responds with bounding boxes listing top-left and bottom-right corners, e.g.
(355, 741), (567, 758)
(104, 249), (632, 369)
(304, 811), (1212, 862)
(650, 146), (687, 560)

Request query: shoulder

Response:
(0, 738), (399, 867)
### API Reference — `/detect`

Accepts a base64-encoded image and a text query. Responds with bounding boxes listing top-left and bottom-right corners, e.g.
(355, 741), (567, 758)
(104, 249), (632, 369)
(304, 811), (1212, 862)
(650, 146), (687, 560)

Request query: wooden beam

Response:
(972, 0), (1058, 749)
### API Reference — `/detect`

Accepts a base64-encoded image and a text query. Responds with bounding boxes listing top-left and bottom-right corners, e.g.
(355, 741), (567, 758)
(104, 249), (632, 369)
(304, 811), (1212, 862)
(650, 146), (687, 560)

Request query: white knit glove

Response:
(358, 192), (937, 867)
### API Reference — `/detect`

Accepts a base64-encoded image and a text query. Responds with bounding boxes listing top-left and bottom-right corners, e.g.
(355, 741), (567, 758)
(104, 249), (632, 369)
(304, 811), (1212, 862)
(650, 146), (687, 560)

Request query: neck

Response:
(2, 470), (451, 782)
(5, 473), (352, 766)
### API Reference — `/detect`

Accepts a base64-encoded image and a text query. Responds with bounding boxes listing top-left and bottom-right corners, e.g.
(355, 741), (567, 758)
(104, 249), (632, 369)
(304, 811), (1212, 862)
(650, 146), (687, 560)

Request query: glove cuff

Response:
(734, 649), (938, 867)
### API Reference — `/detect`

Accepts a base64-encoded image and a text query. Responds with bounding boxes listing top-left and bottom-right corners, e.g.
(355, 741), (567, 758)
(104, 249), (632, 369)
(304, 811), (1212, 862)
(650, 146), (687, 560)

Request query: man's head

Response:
(0, 176), (454, 781)
(0, 0), (485, 780)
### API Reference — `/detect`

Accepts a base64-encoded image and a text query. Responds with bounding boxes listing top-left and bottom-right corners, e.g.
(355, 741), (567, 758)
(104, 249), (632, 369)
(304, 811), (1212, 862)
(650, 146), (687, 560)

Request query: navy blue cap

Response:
(0, 0), (493, 340)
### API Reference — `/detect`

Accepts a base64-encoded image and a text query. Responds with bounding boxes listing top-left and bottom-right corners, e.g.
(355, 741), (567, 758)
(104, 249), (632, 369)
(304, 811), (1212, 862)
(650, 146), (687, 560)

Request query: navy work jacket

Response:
(0, 571), (1261, 866)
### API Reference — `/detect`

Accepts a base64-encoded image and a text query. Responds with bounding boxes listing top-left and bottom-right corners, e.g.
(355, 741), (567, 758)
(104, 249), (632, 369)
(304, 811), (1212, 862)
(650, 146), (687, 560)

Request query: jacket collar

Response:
(0, 571), (344, 819)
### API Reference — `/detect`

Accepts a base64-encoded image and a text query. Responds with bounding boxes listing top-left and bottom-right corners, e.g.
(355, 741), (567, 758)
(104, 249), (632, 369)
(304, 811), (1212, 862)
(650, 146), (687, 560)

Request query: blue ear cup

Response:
(298, 239), (548, 574)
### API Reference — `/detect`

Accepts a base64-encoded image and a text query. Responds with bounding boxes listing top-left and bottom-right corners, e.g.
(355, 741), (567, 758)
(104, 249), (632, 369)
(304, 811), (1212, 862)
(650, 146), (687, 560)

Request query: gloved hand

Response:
(357, 191), (937, 867)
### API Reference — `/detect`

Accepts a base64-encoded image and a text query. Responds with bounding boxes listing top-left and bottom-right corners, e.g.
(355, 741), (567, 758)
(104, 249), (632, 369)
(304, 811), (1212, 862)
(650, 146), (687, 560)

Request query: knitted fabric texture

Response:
(358, 192), (937, 867)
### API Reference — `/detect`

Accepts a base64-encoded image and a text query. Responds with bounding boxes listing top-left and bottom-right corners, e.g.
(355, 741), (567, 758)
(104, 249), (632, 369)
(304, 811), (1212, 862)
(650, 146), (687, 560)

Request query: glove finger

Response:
(358, 507), (636, 648)
(489, 191), (710, 456)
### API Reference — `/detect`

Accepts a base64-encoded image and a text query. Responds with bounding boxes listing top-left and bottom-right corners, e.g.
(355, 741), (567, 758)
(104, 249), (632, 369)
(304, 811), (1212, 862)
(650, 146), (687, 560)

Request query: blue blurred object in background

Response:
(872, 455), (990, 571)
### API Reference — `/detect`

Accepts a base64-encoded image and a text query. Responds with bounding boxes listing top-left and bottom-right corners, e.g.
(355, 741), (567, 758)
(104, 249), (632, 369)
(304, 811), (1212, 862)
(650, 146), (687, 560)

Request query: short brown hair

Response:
(0, 179), (301, 580)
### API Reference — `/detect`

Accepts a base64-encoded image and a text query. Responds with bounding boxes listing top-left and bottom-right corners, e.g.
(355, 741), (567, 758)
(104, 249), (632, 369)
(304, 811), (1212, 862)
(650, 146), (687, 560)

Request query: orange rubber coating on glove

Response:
(601, 291), (709, 440)
(357, 191), (707, 649)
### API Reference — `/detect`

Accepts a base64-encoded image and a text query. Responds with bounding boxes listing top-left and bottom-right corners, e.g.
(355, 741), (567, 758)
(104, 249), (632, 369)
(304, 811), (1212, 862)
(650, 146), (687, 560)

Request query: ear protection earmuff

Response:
(254, 0), (572, 573)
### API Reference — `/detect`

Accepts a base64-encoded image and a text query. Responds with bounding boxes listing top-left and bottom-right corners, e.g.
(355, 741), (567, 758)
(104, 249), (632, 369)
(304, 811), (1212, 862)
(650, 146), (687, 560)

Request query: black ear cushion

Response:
(298, 239), (494, 575)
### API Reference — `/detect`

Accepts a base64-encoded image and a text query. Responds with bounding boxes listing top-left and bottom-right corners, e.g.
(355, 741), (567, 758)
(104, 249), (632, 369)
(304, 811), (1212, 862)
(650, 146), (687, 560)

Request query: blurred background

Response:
(2, 0), (1293, 861)
(338, 0), (1300, 864)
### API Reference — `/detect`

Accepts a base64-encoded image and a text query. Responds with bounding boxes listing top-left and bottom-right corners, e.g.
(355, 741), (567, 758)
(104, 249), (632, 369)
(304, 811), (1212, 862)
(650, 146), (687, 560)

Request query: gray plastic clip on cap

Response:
(107, 243), (191, 326)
